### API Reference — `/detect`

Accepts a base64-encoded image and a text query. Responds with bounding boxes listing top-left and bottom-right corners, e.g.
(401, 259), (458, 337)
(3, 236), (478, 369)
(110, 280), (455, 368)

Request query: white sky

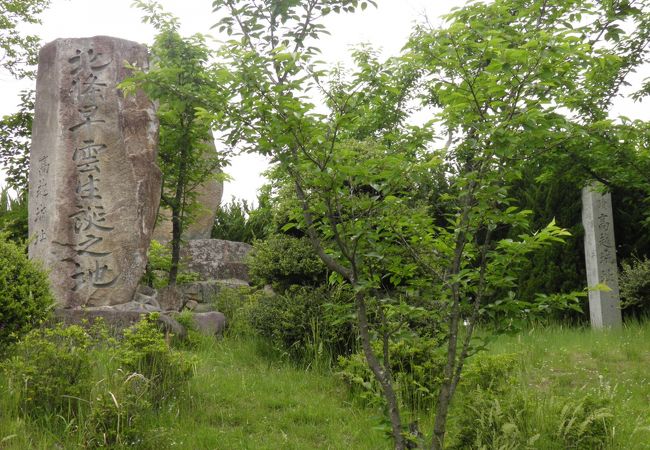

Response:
(1, 0), (648, 203)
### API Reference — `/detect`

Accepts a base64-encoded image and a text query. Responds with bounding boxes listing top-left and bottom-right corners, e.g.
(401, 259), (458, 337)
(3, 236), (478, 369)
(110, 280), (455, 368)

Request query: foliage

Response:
(173, 310), (202, 350)
(460, 353), (519, 392)
(211, 196), (273, 243)
(0, 187), (28, 243)
(125, 1), (228, 285)
(338, 336), (447, 409)
(0, 315), (197, 448)
(247, 234), (327, 291)
(451, 353), (527, 449)
(555, 394), (614, 450)
(0, 0), (51, 78)
(0, 90), (33, 194)
(117, 313), (195, 407)
(84, 372), (153, 448)
(248, 285), (356, 364)
(205, 0), (647, 447)
(1, 324), (92, 418)
(619, 256), (650, 315)
(454, 391), (539, 450)
(508, 172), (586, 309)
(0, 235), (53, 350)
(143, 239), (201, 288)
(209, 285), (258, 337)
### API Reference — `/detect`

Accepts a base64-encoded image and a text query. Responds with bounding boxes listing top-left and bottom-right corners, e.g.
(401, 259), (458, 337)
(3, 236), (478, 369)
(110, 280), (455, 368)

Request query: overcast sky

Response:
(1, 0), (648, 203)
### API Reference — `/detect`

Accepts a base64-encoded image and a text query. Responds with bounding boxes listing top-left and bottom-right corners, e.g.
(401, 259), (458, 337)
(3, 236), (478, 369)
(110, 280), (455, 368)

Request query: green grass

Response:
(167, 337), (389, 449)
(2, 320), (650, 449)
(0, 335), (389, 450)
(458, 320), (650, 449)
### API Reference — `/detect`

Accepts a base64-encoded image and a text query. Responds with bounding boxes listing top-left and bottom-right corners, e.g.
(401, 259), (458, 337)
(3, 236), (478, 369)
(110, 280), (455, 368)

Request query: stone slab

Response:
(28, 36), (161, 308)
(582, 185), (623, 328)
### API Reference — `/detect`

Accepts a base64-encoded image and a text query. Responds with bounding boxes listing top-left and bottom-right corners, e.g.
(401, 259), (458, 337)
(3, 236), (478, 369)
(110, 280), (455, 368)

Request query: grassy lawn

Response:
(473, 320), (650, 449)
(169, 337), (389, 449)
(0, 335), (389, 450)
(2, 320), (650, 449)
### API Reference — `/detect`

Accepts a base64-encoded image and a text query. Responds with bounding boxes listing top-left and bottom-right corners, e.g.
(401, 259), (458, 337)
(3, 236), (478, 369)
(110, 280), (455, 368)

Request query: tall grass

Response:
(448, 319), (650, 449)
(0, 332), (389, 449)
(2, 316), (649, 448)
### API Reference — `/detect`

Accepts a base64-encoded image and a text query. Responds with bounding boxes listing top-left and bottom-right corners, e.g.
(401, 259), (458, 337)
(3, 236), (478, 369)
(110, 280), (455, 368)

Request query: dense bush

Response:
(2, 314), (195, 447)
(247, 234), (327, 291)
(117, 313), (195, 407)
(619, 256), (650, 315)
(1, 324), (93, 417)
(0, 236), (54, 351)
(338, 336), (447, 409)
(211, 197), (272, 243)
(248, 285), (356, 363)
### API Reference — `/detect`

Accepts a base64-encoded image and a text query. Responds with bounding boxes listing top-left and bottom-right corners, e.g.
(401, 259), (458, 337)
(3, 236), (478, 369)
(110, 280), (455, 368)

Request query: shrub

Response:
(452, 353), (529, 449)
(619, 256), (650, 315)
(0, 189), (28, 244)
(117, 313), (195, 407)
(338, 336), (447, 409)
(451, 390), (539, 450)
(211, 197), (272, 243)
(1, 324), (92, 418)
(84, 373), (152, 448)
(173, 310), (202, 349)
(210, 285), (258, 337)
(247, 234), (327, 291)
(460, 353), (519, 392)
(0, 236), (54, 350)
(142, 239), (201, 289)
(248, 284), (356, 363)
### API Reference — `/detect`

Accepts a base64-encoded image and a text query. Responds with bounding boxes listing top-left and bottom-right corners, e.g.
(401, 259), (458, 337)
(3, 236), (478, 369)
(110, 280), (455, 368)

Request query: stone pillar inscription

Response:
(581, 184), (622, 328)
(29, 36), (161, 308)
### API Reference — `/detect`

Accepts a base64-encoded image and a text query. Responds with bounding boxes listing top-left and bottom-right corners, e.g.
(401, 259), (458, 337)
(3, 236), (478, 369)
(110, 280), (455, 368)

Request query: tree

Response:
(408, 1), (650, 446)
(0, 0), (52, 78)
(0, 89), (33, 195)
(123, 1), (228, 285)
(208, 1), (583, 449)
(0, 0), (53, 206)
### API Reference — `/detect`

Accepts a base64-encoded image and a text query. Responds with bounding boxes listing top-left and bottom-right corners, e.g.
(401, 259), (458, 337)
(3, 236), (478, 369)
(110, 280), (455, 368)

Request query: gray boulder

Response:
(182, 239), (253, 282)
(191, 311), (226, 336)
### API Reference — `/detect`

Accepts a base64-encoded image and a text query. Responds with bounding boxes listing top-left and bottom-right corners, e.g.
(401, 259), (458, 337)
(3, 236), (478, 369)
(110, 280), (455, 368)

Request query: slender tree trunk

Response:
(355, 291), (405, 450)
(168, 118), (192, 286)
(432, 188), (474, 450)
(168, 203), (182, 286)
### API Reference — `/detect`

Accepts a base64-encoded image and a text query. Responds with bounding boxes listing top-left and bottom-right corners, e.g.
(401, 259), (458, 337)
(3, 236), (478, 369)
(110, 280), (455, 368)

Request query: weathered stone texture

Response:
(181, 239), (253, 282)
(582, 185), (622, 328)
(28, 36), (161, 308)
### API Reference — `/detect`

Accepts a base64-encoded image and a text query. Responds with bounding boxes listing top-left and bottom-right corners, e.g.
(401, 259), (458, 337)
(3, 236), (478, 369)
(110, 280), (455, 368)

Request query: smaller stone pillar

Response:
(581, 184), (622, 328)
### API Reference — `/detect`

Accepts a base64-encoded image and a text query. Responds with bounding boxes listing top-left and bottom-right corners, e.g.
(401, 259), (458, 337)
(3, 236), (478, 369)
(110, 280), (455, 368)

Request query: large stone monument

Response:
(582, 184), (622, 328)
(29, 36), (161, 308)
